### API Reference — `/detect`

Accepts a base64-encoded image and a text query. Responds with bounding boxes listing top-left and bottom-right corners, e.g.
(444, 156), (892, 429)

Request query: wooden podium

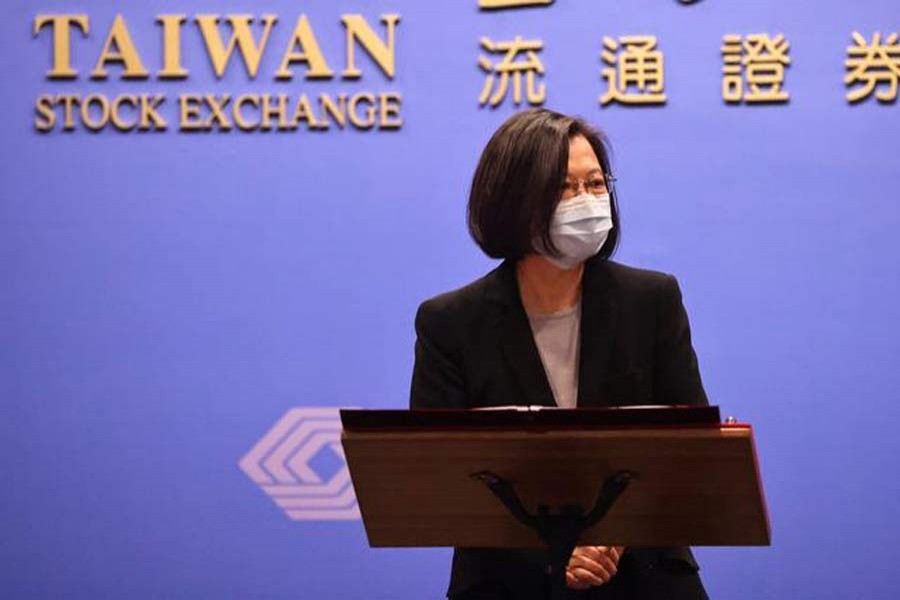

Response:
(340, 405), (769, 598)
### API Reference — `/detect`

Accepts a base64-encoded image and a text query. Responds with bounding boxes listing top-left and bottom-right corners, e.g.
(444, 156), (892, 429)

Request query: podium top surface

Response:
(341, 405), (721, 431)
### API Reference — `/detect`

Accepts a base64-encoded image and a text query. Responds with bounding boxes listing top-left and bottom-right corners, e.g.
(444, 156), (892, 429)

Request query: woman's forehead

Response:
(568, 135), (601, 166)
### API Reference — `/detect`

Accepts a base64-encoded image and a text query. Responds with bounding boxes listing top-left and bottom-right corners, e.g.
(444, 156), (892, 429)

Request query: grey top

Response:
(526, 300), (581, 408)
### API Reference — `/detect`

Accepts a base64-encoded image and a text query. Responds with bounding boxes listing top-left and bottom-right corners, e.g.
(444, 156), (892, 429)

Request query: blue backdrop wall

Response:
(3, 1), (899, 598)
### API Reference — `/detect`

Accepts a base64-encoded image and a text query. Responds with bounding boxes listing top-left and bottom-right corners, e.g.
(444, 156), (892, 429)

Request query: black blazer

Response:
(410, 257), (710, 600)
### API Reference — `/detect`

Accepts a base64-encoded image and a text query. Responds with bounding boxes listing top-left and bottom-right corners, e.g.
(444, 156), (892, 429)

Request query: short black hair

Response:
(467, 108), (620, 261)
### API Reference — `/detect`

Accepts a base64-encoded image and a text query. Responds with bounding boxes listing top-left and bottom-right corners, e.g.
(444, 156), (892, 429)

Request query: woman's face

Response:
(561, 134), (609, 200)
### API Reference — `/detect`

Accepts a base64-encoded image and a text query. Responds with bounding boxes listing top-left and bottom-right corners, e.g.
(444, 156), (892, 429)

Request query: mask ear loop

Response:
(602, 158), (620, 257)
(605, 172), (618, 205)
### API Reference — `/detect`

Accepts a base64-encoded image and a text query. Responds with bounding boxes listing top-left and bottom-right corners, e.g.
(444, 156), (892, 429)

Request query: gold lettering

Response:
(275, 15), (334, 80)
(205, 94), (233, 130)
(341, 14), (400, 79)
(34, 95), (57, 132)
(319, 93), (348, 129)
(58, 94), (80, 130)
(157, 15), (189, 79)
(139, 94), (168, 130)
(111, 95), (139, 131)
(845, 32), (900, 104)
(33, 15), (89, 79)
(260, 94), (293, 130)
(291, 95), (322, 129)
(234, 94), (261, 131)
(179, 94), (205, 130)
(196, 14), (277, 79)
(378, 92), (402, 129)
(81, 94), (110, 131)
(600, 35), (667, 106)
(91, 14), (150, 80)
(348, 93), (376, 129)
(480, 0), (554, 7)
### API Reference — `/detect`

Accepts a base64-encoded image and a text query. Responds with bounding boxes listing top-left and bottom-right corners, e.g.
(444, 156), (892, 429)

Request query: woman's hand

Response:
(565, 545), (625, 590)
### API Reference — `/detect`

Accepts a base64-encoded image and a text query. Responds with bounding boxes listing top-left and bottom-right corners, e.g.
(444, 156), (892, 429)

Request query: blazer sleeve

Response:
(409, 300), (468, 409)
(654, 274), (709, 407)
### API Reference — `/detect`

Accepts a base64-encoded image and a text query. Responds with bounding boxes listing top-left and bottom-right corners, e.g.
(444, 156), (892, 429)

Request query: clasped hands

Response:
(566, 545), (625, 590)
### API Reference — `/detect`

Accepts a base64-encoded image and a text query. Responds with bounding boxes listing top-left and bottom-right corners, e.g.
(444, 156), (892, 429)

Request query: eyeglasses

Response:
(561, 173), (617, 199)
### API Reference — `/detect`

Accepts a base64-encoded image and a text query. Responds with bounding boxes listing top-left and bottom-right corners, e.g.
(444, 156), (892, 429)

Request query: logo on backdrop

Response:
(239, 407), (360, 521)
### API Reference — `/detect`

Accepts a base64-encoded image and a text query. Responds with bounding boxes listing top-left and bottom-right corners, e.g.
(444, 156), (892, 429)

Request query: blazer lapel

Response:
(484, 258), (619, 409)
(487, 261), (556, 408)
(577, 258), (619, 407)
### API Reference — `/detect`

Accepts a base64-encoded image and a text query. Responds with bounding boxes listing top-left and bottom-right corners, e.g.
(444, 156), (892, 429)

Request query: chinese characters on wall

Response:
(476, 0), (899, 108)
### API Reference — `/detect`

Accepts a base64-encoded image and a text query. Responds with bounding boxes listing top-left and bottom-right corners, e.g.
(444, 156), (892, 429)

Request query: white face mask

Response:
(540, 192), (614, 270)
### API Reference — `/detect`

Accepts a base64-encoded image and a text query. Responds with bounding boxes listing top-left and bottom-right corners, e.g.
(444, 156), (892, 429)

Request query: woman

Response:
(410, 109), (710, 600)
